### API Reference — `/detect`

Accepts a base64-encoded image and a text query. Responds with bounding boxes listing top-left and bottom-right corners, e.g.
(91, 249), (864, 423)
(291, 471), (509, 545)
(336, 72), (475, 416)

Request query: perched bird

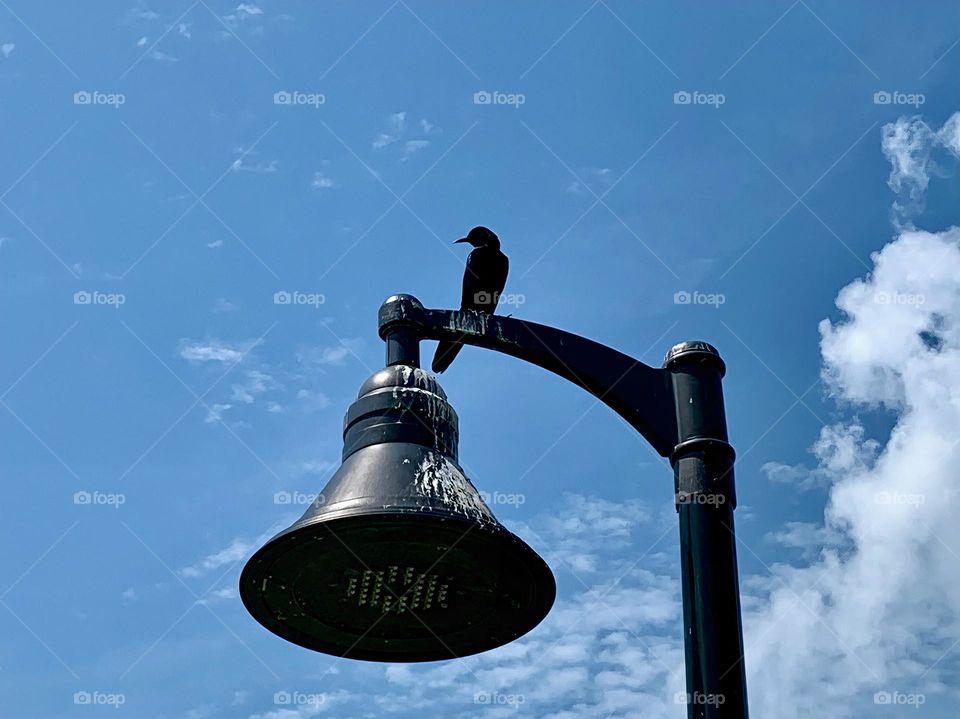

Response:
(432, 226), (509, 373)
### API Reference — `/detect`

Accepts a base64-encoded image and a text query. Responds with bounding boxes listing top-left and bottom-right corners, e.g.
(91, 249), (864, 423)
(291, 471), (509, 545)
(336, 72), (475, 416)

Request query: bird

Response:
(432, 226), (509, 373)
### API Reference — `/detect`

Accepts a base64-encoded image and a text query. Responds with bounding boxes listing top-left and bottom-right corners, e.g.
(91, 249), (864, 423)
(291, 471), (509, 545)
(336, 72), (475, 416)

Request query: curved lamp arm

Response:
(378, 294), (678, 457)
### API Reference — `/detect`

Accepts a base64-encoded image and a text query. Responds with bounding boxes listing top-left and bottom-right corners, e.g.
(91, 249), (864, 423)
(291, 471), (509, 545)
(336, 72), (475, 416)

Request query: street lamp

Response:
(241, 294), (748, 718)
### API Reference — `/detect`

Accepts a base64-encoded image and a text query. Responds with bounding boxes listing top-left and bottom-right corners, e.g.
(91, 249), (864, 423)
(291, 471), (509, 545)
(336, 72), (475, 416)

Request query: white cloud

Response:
(762, 423), (880, 491)
(135, 36), (147, 47)
(820, 228), (960, 405)
(882, 112), (960, 224)
(372, 112), (438, 156)
(402, 139), (430, 160)
(311, 171), (335, 191)
(180, 537), (254, 578)
(206, 239), (223, 249)
(221, 3), (266, 31)
(231, 158), (279, 174)
(213, 298), (236, 314)
(295, 459), (337, 476)
(732, 133), (960, 715)
(566, 168), (612, 195)
(766, 520), (846, 554)
(150, 49), (178, 64)
(294, 388), (330, 412)
(372, 112), (407, 149)
(294, 340), (363, 369)
(236, 3), (263, 16)
(204, 402), (232, 424)
(196, 586), (238, 605)
(181, 521), (294, 583)
(738, 222), (960, 718)
(123, 5), (159, 24)
(178, 338), (256, 363)
(230, 369), (278, 404)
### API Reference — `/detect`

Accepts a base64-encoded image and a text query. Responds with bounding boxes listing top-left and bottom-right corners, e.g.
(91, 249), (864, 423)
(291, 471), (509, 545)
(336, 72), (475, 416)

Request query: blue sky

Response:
(1, 2), (959, 717)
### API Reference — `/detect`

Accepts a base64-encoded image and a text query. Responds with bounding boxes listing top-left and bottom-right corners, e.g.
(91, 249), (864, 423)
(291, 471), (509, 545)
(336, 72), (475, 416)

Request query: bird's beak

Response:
(454, 238), (469, 244)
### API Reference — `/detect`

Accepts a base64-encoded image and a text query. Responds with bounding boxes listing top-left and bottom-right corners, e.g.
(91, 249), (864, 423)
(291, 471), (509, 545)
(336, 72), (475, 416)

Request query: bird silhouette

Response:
(432, 226), (509, 373)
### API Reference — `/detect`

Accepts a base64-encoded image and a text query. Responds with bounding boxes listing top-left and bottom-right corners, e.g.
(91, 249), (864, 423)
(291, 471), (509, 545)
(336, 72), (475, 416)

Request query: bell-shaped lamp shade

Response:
(240, 365), (556, 662)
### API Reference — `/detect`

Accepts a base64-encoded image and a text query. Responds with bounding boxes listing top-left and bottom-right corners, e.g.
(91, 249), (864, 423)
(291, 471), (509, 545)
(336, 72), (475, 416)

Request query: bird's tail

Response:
(432, 340), (462, 373)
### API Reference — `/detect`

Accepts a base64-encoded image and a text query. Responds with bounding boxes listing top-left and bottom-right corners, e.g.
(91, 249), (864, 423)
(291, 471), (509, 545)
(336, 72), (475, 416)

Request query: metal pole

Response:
(666, 342), (748, 718)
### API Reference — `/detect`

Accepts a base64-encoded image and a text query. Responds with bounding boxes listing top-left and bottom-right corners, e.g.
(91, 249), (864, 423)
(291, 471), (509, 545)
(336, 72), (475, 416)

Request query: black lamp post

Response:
(240, 294), (748, 718)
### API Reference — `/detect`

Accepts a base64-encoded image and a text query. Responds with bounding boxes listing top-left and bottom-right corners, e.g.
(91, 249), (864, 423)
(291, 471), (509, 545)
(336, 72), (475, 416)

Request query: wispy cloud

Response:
(402, 139), (430, 161)
(123, 4), (160, 25)
(372, 112), (439, 159)
(566, 167), (613, 195)
(294, 339), (363, 370)
(762, 424), (879, 491)
(180, 522), (291, 582)
(221, 2), (268, 36)
(195, 586), (238, 606)
(294, 388), (330, 413)
(150, 49), (178, 64)
(230, 369), (279, 404)
(180, 537), (255, 578)
(178, 338), (257, 363)
(203, 402), (232, 424)
(372, 111), (407, 149)
(882, 111), (960, 225)
(213, 297), (236, 314)
(311, 171), (336, 191)
(736, 117), (960, 717)
(236, 3), (263, 18)
(230, 157), (279, 174)
(295, 458), (337, 476)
